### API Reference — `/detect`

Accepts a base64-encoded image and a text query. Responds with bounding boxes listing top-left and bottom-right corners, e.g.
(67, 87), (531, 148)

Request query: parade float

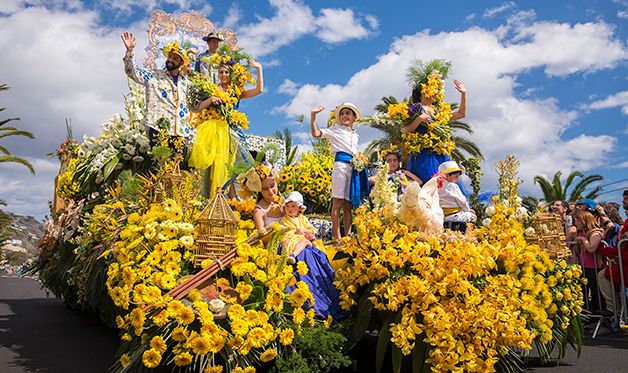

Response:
(32, 11), (585, 373)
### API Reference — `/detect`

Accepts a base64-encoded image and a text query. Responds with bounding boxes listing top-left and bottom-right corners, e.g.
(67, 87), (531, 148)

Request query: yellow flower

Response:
(324, 315), (333, 329)
(205, 366), (224, 373)
(119, 353), (130, 367)
(142, 348), (162, 369)
(190, 334), (212, 355)
(292, 308), (305, 325)
(150, 336), (167, 354)
(174, 352), (192, 366)
(279, 328), (294, 345)
(289, 288), (308, 308)
(260, 348), (277, 362)
(247, 327), (268, 348)
(171, 327), (188, 342)
(296, 261), (308, 275)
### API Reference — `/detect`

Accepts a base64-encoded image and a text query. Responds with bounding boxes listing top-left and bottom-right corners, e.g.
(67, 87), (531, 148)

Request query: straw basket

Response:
(527, 213), (571, 259)
(194, 191), (239, 267)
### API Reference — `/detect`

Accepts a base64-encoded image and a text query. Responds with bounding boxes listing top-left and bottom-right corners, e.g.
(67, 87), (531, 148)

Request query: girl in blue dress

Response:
(403, 79), (467, 183)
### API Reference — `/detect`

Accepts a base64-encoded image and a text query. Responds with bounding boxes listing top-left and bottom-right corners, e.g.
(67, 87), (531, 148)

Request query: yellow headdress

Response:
(162, 41), (190, 67)
(236, 163), (279, 196)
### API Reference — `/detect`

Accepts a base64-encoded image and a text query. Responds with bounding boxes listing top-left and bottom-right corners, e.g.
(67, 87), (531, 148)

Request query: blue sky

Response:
(1, 0), (627, 219)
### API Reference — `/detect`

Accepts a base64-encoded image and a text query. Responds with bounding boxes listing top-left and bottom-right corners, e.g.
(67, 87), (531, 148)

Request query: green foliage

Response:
(273, 128), (299, 166)
(273, 327), (352, 373)
(406, 59), (452, 88)
(533, 170), (603, 202)
(0, 84), (35, 174)
(460, 157), (483, 216)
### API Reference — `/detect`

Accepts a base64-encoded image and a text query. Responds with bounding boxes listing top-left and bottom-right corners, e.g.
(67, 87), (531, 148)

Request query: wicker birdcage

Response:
(527, 213), (571, 259)
(155, 161), (185, 200)
(194, 190), (239, 267)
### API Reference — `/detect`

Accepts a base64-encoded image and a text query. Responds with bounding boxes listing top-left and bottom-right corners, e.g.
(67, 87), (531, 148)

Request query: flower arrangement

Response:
(55, 83), (153, 200)
(360, 68), (456, 157)
(188, 45), (256, 131)
(278, 149), (333, 215)
(350, 152), (369, 173)
(333, 156), (584, 372)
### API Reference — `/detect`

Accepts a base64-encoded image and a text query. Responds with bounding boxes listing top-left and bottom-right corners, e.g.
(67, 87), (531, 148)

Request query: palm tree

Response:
(273, 128), (299, 166)
(363, 96), (483, 162)
(1, 84), (35, 174)
(533, 170), (603, 202)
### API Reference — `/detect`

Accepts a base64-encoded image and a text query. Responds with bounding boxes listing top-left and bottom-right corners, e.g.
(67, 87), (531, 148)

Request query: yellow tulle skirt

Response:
(188, 119), (235, 196)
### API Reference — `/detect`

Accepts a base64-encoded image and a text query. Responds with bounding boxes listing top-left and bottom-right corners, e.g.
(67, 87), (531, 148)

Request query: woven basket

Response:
(527, 213), (571, 259)
(194, 191), (239, 267)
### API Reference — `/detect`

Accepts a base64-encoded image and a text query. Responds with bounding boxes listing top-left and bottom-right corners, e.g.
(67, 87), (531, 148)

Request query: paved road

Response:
(1, 277), (627, 372)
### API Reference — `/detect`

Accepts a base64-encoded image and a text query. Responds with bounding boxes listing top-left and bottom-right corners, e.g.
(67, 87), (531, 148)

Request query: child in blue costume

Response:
(280, 191), (344, 320)
(403, 79), (467, 184)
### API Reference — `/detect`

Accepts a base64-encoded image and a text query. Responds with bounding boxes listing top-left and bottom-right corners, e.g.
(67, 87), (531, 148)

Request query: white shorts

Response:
(444, 211), (475, 223)
(331, 162), (352, 201)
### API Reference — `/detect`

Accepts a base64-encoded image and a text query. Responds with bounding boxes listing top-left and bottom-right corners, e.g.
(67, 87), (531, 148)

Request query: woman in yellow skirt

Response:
(189, 59), (263, 196)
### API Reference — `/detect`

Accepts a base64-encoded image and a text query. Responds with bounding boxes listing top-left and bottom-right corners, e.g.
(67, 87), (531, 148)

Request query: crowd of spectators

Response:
(551, 191), (628, 320)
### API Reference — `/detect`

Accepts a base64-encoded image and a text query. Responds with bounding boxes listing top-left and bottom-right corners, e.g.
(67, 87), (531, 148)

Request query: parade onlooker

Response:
(551, 200), (576, 241)
(573, 210), (605, 312)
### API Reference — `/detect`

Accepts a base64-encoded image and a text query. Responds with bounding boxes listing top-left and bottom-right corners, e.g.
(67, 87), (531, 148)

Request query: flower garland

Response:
(188, 73), (252, 130)
(397, 71), (455, 155)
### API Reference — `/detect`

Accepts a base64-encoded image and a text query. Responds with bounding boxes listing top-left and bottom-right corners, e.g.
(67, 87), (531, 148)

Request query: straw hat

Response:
(438, 160), (462, 174)
(334, 102), (361, 123)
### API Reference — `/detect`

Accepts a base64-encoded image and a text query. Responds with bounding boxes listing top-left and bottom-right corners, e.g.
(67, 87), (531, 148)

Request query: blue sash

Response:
(334, 152), (370, 207)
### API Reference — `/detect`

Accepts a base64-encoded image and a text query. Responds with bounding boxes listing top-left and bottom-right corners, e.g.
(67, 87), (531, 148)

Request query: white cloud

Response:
(236, 0), (316, 57)
(618, 160), (628, 168)
(315, 8), (376, 43)
(102, 0), (197, 13)
(483, 1), (516, 18)
(619, 10), (628, 19)
(465, 13), (476, 22)
(236, 0), (377, 56)
(0, 5), (148, 218)
(221, 4), (241, 29)
(588, 90), (628, 114)
(275, 19), (627, 194)
(278, 79), (299, 95)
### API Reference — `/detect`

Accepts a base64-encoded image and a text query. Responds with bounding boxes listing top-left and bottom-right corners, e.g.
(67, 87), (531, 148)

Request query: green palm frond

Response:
(451, 135), (483, 160)
(0, 144), (9, 154)
(534, 175), (557, 202)
(569, 174), (603, 201)
(449, 120), (473, 134)
(0, 154), (35, 174)
(0, 129), (35, 140)
(564, 171), (584, 193)
(406, 59), (452, 88)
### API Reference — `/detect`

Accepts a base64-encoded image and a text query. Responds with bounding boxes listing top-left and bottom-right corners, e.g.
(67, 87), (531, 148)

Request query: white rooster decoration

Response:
(397, 175), (445, 234)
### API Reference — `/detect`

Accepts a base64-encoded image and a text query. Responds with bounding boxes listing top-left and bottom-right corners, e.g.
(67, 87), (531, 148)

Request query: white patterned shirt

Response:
(123, 53), (193, 138)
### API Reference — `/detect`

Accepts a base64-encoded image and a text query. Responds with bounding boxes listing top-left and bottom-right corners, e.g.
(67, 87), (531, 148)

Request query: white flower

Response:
(209, 299), (226, 313)
(485, 205), (496, 217)
(525, 227), (536, 236)
(123, 143), (135, 155)
(179, 235), (194, 247)
(122, 154), (132, 161)
(132, 155), (144, 162)
(139, 143), (151, 153)
(515, 207), (528, 220)
(482, 218), (492, 227)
